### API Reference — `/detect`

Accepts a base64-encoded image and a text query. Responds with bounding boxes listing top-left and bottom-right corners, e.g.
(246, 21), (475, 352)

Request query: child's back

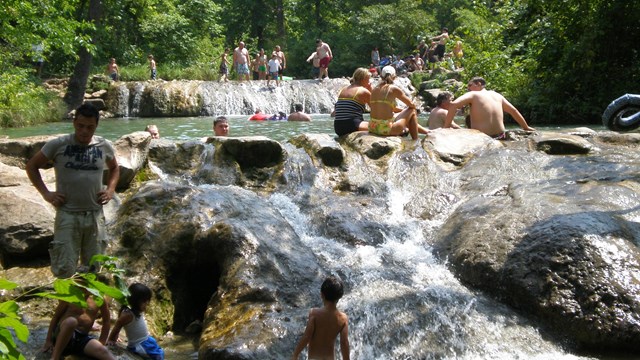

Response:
(307, 306), (349, 359)
(122, 308), (150, 345)
(292, 276), (350, 360)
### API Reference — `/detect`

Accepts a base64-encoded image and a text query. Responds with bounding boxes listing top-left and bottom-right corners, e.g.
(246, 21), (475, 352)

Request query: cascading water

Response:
(108, 79), (351, 117)
(261, 145), (600, 360)
(268, 191), (595, 359)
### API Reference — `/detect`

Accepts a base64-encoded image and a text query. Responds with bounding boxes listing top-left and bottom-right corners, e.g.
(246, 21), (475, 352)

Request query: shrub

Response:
(0, 71), (66, 128)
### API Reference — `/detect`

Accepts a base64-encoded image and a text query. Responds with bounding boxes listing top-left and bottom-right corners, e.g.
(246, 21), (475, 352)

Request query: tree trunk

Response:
(64, 0), (103, 112)
(276, 0), (285, 40)
(315, 0), (321, 30)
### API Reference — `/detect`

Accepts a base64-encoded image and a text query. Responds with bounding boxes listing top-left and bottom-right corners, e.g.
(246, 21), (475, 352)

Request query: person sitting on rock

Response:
(108, 283), (164, 360)
(41, 276), (115, 360)
(444, 76), (535, 139)
(369, 66), (429, 140)
(428, 92), (460, 130)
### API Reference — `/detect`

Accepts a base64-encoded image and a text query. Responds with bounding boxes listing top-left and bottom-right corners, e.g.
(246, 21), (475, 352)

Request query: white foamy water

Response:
(268, 191), (597, 360)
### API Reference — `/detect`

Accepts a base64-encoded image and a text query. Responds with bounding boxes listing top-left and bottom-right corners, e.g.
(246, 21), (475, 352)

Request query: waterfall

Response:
(108, 79), (352, 118)
(267, 192), (591, 359)
(106, 77), (418, 118)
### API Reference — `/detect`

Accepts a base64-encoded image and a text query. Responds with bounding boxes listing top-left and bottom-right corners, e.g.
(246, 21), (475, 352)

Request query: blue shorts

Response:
(128, 336), (164, 360)
(269, 71), (279, 79)
(236, 63), (249, 75)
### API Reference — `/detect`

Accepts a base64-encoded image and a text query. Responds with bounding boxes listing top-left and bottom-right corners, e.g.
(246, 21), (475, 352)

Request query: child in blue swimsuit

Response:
(108, 283), (164, 360)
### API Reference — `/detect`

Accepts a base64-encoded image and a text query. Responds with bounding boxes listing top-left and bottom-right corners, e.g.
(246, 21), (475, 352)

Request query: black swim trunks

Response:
(59, 330), (95, 356)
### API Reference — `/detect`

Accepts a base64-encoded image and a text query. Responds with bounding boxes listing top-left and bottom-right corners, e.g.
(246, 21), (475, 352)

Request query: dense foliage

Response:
(1, 0), (639, 126)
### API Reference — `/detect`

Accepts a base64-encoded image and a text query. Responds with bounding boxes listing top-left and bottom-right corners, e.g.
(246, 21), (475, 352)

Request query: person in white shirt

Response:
(267, 52), (281, 87)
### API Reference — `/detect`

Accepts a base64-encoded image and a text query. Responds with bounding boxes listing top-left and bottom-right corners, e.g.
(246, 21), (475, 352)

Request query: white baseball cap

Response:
(381, 65), (396, 77)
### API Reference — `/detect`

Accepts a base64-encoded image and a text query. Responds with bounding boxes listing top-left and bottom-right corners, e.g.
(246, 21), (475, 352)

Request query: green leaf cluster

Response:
(0, 255), (128, 359)
(0, 281), (27, 360)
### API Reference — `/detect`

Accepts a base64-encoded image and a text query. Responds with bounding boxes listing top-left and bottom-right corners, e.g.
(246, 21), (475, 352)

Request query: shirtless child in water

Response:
(292, 276), (350, 360)
(41, 284), (115, 360)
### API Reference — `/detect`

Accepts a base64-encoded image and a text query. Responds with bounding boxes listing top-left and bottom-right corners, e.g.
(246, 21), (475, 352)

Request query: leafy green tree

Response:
(64, 0), (103, 111)
(453, 3), (533, 99)
(520, 0), (640, 123)
(0, 0), (91, 125)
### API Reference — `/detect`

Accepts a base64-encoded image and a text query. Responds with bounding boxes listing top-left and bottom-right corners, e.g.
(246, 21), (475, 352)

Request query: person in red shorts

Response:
(315, 39), (333, 80)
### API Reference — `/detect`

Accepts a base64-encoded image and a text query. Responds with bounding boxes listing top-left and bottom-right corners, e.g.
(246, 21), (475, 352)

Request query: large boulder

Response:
(111, 182), (323, 359)
(289, 133), (345, 167)
(434, 181), (640, 351)
(534, 132), (593, 155)
(0, 162), (55, 268)
(0, 135), (58, 168)
(423, 128), (503, 168)
(112, 131), (152, 190)
(139, 80), (204, 117)
(341, 132), (403, 160)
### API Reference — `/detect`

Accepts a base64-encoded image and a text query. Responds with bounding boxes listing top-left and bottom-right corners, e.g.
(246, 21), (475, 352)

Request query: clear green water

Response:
(0, 115), (603, 142)
(0, 115), (336, 142)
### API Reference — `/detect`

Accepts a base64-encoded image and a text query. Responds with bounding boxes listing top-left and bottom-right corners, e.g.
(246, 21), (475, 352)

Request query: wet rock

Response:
(83, 98), (106, 111)
(435, 181), (640, 351)
(147, 139), (207, 176)
(212, 136), (285, 169)
(342, 132), (402, 160)
(594, 131), (640, 145)
(534, 132), (593, 155)
(111, 183), (323, 359)
(107, 79), (352, 118)
(0, 135), (57, 168)
(289, 133), (345, 167)
(423, 128), (503, 168)
(0, 163), (55, 268)
(2, 128), (640, 357)
(113, 131), (152, 190)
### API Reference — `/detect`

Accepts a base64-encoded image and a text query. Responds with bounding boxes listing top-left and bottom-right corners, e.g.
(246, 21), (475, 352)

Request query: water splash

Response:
(268, 193), (595, 359)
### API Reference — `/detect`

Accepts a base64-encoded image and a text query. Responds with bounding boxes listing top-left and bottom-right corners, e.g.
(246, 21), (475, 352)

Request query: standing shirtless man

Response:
(444, 76), (535, 138)
(274, 45), (286, 79)
(431, 27), (449, 61)
(233, 41), (251, 81)
(315, 39), (333, 80)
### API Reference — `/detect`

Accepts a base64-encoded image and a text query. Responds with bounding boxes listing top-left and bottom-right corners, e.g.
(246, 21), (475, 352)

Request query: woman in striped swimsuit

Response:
(334, 68), (372, 136)
(369, 66), (429, 140)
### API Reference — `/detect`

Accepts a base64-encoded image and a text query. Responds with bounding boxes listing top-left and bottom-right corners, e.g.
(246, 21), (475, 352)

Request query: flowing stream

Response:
(261, 161), (597, 359)
(3, 112), (629, 359)
(0, 115), (604, 143)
